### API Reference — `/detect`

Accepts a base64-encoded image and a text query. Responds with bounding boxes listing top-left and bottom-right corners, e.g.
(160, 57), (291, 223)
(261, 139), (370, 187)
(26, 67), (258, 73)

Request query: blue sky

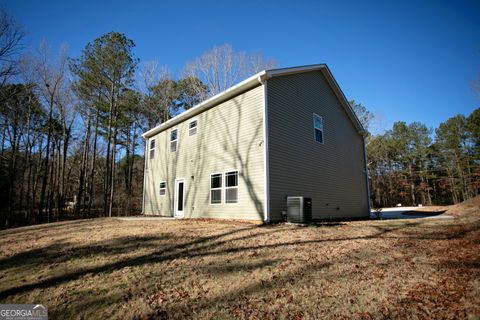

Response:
(4, 0), (480, 134)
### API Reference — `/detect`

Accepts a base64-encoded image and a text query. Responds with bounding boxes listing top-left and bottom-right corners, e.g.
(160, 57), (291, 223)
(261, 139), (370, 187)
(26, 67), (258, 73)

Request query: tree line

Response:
(0, 10), (477, 228)
(360, 104), (479, 208)
(0, 11), (274, 228)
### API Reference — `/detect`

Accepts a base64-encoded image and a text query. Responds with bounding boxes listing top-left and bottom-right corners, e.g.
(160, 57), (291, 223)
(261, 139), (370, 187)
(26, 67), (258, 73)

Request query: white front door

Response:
(174, 179), (185, 218)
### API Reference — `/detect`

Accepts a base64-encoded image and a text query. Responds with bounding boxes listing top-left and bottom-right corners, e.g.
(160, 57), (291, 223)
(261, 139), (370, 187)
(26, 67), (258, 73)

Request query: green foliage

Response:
(367, 109), (478, 207)
(177, 76), (208, 109)
(69, 32), (139, 121)
(0, 84), (44, 128)
(141, 76), (208, 127)
(467, 108), (480, 152)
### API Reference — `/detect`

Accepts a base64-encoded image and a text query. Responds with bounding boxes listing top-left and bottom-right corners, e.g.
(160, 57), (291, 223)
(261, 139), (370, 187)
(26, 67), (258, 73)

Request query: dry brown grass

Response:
(0, 201), (479, 319)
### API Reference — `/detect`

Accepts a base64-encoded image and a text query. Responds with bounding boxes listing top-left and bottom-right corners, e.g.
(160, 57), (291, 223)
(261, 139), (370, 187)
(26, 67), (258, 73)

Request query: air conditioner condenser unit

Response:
(287, 196), (312, 223)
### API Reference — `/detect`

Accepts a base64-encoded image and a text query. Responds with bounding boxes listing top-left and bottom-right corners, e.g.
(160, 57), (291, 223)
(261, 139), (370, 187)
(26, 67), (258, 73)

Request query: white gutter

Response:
(141, 63), (367, 139)
(362, 137), (372, 215)
(267, 64), (326, 77)
(142, 70), (269, 139)
(141, 138), (147, 214)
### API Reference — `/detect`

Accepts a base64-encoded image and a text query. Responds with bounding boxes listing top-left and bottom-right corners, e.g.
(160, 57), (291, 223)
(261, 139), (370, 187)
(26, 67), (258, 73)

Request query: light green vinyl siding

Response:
(143, 85), (265, 220)
(267, 71), (369, 221)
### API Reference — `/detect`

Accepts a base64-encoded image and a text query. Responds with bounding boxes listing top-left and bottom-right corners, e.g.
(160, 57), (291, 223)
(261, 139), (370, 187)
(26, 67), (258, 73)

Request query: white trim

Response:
(321, 66), (366, 136)
(209, 172), (223, 205)
(262, 81), (270, 222)
(267, 64), (326, 77)
(141, 139), (147, 214)
(174, 178), (185, 218)
(142, 71), (268, 138)
(159, 181), (166, 196)
(313, 113), (324, 144)
(141, 64), (366, 139)
(224, 170), (239, 204)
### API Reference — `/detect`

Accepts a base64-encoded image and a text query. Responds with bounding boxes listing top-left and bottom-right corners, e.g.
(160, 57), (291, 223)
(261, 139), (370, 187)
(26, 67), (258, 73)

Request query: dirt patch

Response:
(446, 196), (480, 217)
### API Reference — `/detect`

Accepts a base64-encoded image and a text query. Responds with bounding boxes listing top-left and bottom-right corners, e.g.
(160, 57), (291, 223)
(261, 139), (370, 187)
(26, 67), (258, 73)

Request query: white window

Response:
(170, 129), (177, 152)
(313, 114), (324, 144)
(189, 120), (198, 136)
(210, 173), (222, 204)
(159, 181), (166, 196)
(149, 139), (156, 159)
(225, 171), (239, 204)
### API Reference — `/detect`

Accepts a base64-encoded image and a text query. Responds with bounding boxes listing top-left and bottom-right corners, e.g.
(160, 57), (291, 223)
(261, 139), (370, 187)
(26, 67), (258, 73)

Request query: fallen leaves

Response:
(0, 205), (478, 319)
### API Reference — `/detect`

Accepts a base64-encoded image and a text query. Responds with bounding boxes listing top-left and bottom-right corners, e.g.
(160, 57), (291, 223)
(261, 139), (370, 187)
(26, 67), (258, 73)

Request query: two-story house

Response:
(142, 64), (370, 222)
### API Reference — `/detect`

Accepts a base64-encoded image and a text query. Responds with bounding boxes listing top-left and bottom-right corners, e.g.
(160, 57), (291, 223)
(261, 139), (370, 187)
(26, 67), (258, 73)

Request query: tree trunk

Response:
(104, 82), (116, 216)
(88, 107), (100, 217)
(128, 125), (136, 215)
(38, 93), (55, 224)
(32, 137), (43, 220)
(109, 124), (118, 217)
(447, 167), (458, 204)
(408, 164), (415, 205)
(55, 139), (62, 221)
(6, 124), (19, 228)
(20, 99), (33, 220)
(76, 109), (90, 217)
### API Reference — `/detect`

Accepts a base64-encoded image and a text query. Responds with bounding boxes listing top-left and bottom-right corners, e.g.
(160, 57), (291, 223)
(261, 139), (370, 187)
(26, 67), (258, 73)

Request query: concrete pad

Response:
(370, 207), (454, 220)
(116, 216), (176, 221)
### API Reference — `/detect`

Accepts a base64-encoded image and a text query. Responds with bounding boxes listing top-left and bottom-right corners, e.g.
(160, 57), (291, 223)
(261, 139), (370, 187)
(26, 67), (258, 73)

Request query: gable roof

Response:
(142, 64), (366, 138)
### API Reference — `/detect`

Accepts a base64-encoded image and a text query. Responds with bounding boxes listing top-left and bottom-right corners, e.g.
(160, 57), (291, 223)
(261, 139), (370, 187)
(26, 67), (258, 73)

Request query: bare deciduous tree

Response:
(474, 76), (480, 96)
(0, 10), (24, 85)
(30, 42), (70, 222)
(182, 44), (276, 98)
(139, 61), (175, 127)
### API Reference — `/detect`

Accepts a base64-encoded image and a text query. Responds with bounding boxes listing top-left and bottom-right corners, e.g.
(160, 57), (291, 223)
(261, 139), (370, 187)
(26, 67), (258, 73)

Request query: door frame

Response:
(174, 178), (185, 218)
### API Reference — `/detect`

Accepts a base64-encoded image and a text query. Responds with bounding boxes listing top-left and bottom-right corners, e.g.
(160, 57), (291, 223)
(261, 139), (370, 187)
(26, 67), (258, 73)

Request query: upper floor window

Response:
(225, 171), (239, 203)
(170, 129), (177, 152)
(313, 114), (324, 144)
(189, 120), (198, 136)
(149, 139), (156, 159)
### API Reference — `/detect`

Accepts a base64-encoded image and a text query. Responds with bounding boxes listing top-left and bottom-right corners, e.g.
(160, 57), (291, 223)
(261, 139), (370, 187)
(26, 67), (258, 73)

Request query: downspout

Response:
(361, 135), (371, 216)
(141, 138), (148, 215)
(259, 74), (270, 222)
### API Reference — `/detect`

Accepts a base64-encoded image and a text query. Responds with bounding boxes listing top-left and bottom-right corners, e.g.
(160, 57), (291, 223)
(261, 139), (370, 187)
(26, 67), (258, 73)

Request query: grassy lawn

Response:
(0, 200), (479, 319)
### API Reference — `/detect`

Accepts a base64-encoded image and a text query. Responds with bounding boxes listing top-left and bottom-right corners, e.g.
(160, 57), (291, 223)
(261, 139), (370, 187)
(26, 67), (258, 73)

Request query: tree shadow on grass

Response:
(0, 221), (416, 300)
(0, 217), (477, 319)
(0, 235), (169, 272)
(0, 219), (100, 237)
